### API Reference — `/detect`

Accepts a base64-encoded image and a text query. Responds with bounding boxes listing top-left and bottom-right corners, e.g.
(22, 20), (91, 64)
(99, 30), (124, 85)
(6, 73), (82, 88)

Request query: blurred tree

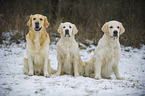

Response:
(0, 0), (144, 47)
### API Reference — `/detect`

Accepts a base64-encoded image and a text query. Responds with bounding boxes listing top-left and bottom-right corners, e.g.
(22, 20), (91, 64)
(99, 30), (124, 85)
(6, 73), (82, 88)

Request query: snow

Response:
(0, 42), (145, 96)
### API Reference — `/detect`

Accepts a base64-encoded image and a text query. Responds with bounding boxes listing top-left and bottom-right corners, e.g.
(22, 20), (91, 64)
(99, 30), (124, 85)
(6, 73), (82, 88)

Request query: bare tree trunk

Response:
(57, 0), (62, 19)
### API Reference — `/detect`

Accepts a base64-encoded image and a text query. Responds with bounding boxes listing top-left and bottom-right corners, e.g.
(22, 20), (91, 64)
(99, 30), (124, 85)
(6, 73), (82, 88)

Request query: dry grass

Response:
(0, 0), (144, 48)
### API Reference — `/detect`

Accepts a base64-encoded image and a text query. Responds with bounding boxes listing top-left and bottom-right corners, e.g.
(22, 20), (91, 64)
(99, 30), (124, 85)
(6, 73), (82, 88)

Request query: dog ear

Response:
(101, 22), (108, 33)
(44, 16), (50, 28)
(58, 23), (63, 34)
(73, 24), (78, 35)
(119, 23), (125, 35)
(27, 15), (33, 27)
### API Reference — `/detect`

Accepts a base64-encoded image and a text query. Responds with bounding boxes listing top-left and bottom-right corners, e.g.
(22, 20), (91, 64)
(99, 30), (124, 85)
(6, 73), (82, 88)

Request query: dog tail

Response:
(84, 59), (94, 77)
(78, 56), (85, 75)
(84, 58), (93, 67)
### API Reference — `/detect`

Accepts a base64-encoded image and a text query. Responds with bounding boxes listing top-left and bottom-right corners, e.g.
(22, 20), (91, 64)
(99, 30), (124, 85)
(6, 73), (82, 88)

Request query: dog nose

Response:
(65, 29), (69, 33)
(113, 30), (118, 36)
(35, 21), (39, 28)
(113, 30), (118, 34)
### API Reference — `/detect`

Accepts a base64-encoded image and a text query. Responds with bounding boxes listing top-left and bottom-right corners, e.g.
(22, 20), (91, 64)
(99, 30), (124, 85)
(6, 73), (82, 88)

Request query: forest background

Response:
(0, 0), (144, 48)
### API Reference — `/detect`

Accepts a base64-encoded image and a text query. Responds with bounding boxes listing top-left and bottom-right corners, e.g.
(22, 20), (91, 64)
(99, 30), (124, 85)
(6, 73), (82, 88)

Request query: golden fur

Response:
(85, 20), (125, 79)
(55, 22), (84, 77)
(23, 14), (55, 77)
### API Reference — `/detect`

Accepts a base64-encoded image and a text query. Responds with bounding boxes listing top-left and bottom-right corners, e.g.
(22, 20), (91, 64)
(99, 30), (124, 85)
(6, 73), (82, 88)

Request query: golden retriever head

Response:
(58, 22), (78, 37)
(27, 14), (50, 31)
(101, 20), (125, 39)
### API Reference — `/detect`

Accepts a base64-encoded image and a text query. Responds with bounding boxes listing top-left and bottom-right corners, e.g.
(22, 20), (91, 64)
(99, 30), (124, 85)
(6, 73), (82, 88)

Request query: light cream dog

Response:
(23, 14), (55, 77)
(86, 20), (125, 79)
(55, 22), (84, 77)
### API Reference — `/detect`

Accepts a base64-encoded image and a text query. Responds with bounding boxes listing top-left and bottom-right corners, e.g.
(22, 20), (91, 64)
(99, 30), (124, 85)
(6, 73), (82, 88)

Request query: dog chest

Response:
(61, 52), (79, 75)
(32, 53), (44, 65)
(34, 34), (40, 50)
(96, 46), (120, 77)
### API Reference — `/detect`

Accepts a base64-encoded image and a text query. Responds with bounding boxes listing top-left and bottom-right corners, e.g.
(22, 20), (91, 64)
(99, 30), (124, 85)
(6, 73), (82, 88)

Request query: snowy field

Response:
(0, 42), (145, 96)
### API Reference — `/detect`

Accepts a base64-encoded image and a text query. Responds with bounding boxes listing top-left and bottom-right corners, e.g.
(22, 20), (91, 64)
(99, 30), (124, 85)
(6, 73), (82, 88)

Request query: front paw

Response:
(28, 72), (33, 76)
(94, 75), (101, 80)
(90, 74), (95, 78)
(44, 72), (50, 78)
(117, 77), (124, 80)
(55, 71), (61, 76)
(74, 73), (79, 77)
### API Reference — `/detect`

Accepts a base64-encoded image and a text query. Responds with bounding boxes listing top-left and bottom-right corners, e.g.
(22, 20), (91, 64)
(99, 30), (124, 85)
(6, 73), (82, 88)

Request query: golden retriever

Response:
(55, 22), (84, 77)
(85, 20), (125, 79)
(23, 14), (55, 77)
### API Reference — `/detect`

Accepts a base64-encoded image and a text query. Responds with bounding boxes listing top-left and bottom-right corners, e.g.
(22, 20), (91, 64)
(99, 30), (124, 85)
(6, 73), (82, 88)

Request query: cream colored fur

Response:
(55, 22), (84, 77)
(23, 14), (55, 77)
(86, 20), (125, 79)
(84, 58), (94, 77)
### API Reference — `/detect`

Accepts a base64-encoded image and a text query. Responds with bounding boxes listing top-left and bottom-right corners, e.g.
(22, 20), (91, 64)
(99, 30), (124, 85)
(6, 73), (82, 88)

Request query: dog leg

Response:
(55, 62), (62, 76)
(44, 57), (50, 77)
(94, 60), (101, 79)
(55, 56), (62, 76)
(113, 64), (124, 80)
(73, 57), (79, 77)
(47, 59), (52, 74)
(23, 58), (29, 74)
(28, 56), (34, 76)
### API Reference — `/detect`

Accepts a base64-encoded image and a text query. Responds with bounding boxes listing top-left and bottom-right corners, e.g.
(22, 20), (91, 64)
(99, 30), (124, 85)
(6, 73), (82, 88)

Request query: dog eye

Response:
(63, 26), (65, 28)
(33, 18), (36, 20)
(117, 26), (119, 29)
(40, 18), (43, 21)
(69, 26), (72, 28)
(110, 26), (113, 28)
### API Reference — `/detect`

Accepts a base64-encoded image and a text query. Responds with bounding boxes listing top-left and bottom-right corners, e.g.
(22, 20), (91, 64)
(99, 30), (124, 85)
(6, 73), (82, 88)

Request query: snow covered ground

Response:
(0, 42), (145, 96)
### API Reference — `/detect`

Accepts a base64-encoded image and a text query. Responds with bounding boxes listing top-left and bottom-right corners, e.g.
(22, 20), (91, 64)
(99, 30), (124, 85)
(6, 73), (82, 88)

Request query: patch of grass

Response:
(85, 89), (94, 93)
(35, 88), (45, 94)
(40, 88), (44, 91)
(24, 77), (29, 80)
(129, 79), (133, 82)
(71, 86), (76, 89)
(131, 84), (135, 88)
(124, 50), (130, 52)
(2, 83), (7, 85)
(35, 91), (38, 94)
(87, 49), (95, 53)
(5, 88), (12, 91)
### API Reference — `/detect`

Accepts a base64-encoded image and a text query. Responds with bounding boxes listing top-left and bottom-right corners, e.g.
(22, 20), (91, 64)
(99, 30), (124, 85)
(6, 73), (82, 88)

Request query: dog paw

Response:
(94, 75), (101, 80)
(74, 73), (79, 77)
(105, 77), (112, 79)
(117, 77), (124, 80)
(55, 71), (61, 76)
(28, 72), (33, 76)
(44, 73), (50, 78)
(90, 74), (95, 78)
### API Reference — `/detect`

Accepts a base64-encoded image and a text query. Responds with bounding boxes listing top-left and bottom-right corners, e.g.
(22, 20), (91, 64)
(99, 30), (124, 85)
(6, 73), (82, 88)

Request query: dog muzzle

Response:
(34, 21), (42, 31)
(35, 27), (42, 31)
(111, 30), (118, 39)
(65, 29), (70, 37)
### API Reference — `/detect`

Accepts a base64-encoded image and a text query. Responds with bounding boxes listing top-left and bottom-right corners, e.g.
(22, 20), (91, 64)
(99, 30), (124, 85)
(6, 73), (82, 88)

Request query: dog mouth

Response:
(34, 21), (42, 31)
(65, 30), (70, 37)
(111, 35), (118, 39)
(34, 27), (42, 31)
